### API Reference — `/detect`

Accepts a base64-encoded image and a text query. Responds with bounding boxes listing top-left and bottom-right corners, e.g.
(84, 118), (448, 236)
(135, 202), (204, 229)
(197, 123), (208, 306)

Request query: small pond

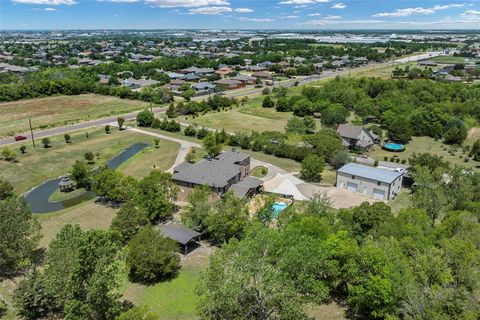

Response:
(25, 143), (149, 214)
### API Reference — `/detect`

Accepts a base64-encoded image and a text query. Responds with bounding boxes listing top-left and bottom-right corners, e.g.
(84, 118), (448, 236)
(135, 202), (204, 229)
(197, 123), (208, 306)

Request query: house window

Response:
(351, 175), (356, 179)
(377, 181), (381, 186)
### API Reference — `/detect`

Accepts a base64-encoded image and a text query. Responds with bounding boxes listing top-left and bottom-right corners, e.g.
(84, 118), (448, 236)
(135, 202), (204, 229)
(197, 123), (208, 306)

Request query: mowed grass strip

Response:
(0, 128), (156, 193)
(0, 94), (148, 137)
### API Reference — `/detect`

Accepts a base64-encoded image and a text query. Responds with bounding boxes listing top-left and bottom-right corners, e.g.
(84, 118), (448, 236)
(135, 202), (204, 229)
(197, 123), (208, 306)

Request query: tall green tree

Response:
(0, 197), (41, 276)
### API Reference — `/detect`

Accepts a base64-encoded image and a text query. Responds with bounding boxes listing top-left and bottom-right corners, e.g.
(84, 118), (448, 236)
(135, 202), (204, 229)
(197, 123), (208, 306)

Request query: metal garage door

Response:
(347, 182), (358, 192)
(373, 189), (385, 200)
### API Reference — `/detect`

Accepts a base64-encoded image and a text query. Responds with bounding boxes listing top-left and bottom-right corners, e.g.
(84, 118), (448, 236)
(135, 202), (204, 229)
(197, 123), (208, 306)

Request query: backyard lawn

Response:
(0, 128), (176, 193)
(0, 94), (148, 138)
(367, 136), (480, 169)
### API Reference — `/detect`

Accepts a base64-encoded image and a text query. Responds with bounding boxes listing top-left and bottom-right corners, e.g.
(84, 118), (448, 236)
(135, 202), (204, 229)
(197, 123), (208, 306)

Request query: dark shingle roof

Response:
(159, 223), (201, 245)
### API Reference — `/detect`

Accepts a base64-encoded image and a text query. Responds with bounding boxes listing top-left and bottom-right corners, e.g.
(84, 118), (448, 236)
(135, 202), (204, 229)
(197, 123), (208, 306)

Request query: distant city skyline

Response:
(1, 0), (480, 30)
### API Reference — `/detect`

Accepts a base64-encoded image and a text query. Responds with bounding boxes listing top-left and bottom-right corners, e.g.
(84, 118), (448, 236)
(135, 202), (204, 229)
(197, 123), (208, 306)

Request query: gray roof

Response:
(159, 223), (201, 246)
(337, 123), (377, 141)
(231, 74), (256, 82)
(229, 176), (263, 198)
(338, 163), (403, 184)
(173, 151), (249, 188)
(192, 82), (216, 90)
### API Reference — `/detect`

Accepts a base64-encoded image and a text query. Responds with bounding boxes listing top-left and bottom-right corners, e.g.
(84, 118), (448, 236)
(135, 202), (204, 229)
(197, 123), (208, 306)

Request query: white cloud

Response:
(323, 14), (341, 20)
(234, 7), (253, 13)
(189, 6), (231, 14)
(145, 0), (229, 8)
(279, 15), (299, 18)
(308, 12), (321, 16)
(44, 6), (57, 10)
(238, 17), (274, 22)
(304, 18), (384, 25)
(279, 0), (328, 5)
(102, 0), (140, 2)
(462, 9), (480, 16)
(331, 2), (345, 9)
(374, 3), (467, 17)
(13, 0), (76, 5)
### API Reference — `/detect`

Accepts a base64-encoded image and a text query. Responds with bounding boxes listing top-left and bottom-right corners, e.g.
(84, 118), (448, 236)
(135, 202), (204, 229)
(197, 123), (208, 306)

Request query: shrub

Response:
(136, 109), (155, 127)
(401, 159), (407, 164)
(117, 117), (125, 130)
(64, 133), (71, 143)
(389, 157), (395, 162)
(41, 137), (51, 148)
(184, 125), (197, 137)
(384, 156), (388, 161)
(19, 145), (27, 154)
(300, 154), (325, 182)
(374, 160), (379, 167)
(153, 138), (160, 148)
(197, 127), (209, 139)
(105, 125), (111, 134)
(2, 148), (17, 162)
(84, 152), (95, 164)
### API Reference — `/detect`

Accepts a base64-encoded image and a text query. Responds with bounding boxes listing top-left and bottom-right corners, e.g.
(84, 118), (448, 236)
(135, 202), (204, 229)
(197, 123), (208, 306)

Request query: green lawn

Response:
(118, 140), (180, 179)
(124, 267), (202, 320)
(180, 95), (321, 134)
(250, 166), (268, 178)
(0, 128), (175, 194)
(36, 199), (117, 248)
(389, 190), (412, 214)
(367, 136), (480, 169)
(430, 56), (475, 64)
(0, 94), (148, 138)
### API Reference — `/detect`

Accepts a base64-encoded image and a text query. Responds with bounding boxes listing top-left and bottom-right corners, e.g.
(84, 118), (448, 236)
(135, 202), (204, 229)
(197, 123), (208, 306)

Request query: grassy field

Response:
(466, 127), (480, 145)
(430, 56), (475, 64)
(368, 136), (480, 169)
(180, 95), (321, 134)
(36, 199), (117, 247)
(117, 140), (180, 179)
(0, 128), (177, 193)
(0, 94), (148, 138)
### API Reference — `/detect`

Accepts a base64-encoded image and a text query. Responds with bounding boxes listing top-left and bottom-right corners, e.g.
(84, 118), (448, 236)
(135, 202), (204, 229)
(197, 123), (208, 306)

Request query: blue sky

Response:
(1, 0), (480, 30)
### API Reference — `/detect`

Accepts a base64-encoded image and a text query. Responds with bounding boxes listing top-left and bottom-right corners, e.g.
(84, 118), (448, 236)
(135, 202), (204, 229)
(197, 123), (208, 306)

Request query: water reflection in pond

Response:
(25, 143), (149, 214)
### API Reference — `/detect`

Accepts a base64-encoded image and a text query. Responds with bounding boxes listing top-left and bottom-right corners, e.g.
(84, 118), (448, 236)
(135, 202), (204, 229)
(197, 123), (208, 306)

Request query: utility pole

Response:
(28, 117), (36, 148)
(150, 98), (153, 115)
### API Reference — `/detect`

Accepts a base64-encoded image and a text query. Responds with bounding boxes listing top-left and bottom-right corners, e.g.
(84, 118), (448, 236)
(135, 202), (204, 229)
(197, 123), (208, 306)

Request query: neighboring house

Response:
(191, 82), (216, 93)
(353, 57), (369, 64)
(251, 71), (273, 79)
(172, 150), (263, 198)
(167, 72), (186, 80)
(180, 66), (214, 76)
(231, 74), (257, 84)
(216, 66), (233, 77)
(336, 163), (403, 200)
(122, 77), (158, 89)
(214, 79), (243, 89)
(336, 123), (378, 149)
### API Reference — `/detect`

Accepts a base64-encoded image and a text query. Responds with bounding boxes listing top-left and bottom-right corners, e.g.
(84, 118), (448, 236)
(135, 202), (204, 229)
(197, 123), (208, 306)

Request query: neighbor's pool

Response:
(272, 202), (288, 218)
(383, 143), (405, 152)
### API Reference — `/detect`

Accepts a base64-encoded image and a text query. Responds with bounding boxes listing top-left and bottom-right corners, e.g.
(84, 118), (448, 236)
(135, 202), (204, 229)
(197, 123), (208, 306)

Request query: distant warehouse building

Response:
(336, 163), (403, 201)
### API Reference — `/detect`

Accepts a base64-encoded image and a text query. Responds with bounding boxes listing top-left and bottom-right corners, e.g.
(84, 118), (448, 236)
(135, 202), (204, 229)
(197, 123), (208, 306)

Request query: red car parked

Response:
(14, 135), (27, 141)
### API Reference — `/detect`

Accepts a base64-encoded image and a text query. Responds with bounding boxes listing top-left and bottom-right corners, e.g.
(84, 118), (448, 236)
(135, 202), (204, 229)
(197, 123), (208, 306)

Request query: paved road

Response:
(0, 52), (431, 147)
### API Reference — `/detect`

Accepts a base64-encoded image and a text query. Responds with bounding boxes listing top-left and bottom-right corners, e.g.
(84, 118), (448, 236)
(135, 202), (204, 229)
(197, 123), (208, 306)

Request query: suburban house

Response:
(251, 71), (273, 79)
(214, 78), (243, 89)
(336, 123), (379, 149)
(336, 163), (403, 200)
(122, 77), (158, 89)
(172, 150), (263, 198)
(231, 74), (257, 84)
(191, 82), (216, 93)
